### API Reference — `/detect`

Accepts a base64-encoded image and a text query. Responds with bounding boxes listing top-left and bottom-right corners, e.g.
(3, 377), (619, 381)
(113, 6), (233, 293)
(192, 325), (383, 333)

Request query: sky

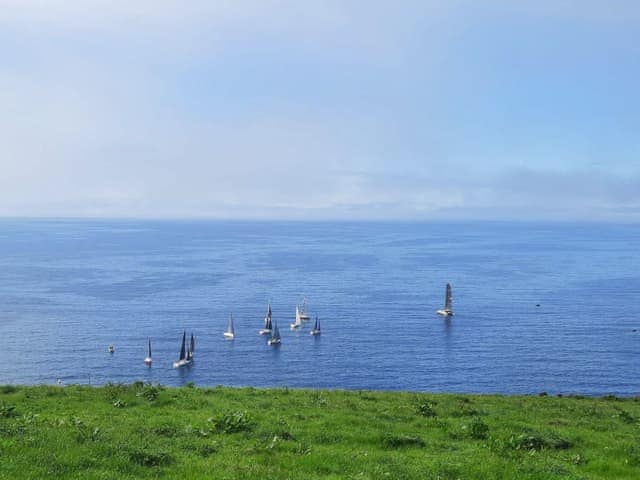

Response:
(0, 1), (639, 221)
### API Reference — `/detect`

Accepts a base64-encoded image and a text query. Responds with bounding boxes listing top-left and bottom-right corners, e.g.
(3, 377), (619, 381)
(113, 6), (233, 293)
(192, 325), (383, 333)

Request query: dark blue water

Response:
(0, 219), (638, 395)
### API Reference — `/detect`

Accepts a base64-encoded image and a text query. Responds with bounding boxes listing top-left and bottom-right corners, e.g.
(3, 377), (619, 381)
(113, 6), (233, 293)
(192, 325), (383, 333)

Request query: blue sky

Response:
(0, 1), (638, 220)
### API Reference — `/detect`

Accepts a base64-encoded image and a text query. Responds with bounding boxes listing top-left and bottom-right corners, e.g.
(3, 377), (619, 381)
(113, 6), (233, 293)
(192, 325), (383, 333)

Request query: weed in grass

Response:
(311, 391), (328, 406)
(209, 410), (252, 433)
(198, 442), (219, 457)
(127, 446), (173, 467)
(0, 402), (17, 418)
(467, 417), (489, 439)
(153, 424), (180, 438)
(417, 402), (437, 417)
(137, 383), (162, 401)
(382, 434), (425, 449)
(452, 404), (479, 417)
(507, 431), (572, 452)
(112, 398), (126, 408)
(615, 408), (637, 424)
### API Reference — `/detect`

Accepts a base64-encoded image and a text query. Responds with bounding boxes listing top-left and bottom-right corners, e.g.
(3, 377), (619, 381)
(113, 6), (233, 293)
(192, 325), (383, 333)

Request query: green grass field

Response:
(0, 384), (638, 479)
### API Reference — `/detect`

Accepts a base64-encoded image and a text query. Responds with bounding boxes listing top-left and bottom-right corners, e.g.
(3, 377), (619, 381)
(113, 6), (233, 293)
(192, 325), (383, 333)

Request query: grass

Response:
(0, 384), (638, 479)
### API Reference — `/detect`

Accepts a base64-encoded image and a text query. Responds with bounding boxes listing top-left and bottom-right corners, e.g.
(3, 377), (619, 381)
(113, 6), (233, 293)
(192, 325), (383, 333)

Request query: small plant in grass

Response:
(112, 399), (126, 408)
(127, 446), (173, 467)
(72, 418), (100, 443)
(382, 434), (425, 449)
(507, 431), (572, 452)
(209, 410), (252, 433)
(468, 417), (489, 439)
(0, 402), (17, 418)
(615, 409), (637, 424)
(137, 383), (162, 401)
(311, 391), (328, 406)
(417, 402), (437, 417)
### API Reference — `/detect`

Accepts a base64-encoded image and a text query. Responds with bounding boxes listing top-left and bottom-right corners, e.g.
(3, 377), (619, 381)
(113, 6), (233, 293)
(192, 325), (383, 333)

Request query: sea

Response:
(0, 219), (638, 395)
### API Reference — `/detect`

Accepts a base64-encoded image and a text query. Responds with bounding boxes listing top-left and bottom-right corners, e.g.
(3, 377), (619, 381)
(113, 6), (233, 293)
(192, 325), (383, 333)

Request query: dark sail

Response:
(190, 334), (195, 355)
(445, 283), (453, 311)
(264, 303), (272, 328)
(179, 331), (186, 360)
(148, 338), (152, 358)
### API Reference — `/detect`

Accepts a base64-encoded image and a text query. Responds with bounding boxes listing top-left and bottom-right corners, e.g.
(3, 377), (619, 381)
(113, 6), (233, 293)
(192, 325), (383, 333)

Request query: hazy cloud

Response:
(0, 1), (638, 220)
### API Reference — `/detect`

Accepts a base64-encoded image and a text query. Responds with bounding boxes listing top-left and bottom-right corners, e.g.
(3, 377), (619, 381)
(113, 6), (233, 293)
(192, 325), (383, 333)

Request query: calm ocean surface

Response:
(0, 219), (638, 395)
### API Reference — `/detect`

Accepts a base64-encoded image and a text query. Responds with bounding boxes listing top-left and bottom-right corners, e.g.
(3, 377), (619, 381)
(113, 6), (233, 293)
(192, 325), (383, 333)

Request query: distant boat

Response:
(108, 344), (115, 354)
(298, 297), (310, 320)
(267, 322), (281, 346)
(310, 316), (321, 336)
(436, 283), (454, 316)
(224, 313), (235, 340)
(291, 305), (303, 330)
(259, 303), (273, 335)
(173, 331), (194, 368)
(144, 338), (152, 366)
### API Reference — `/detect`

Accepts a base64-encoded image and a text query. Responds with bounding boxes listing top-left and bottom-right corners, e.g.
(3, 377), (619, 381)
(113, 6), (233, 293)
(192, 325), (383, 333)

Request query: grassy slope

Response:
(0, 384), (638, 479)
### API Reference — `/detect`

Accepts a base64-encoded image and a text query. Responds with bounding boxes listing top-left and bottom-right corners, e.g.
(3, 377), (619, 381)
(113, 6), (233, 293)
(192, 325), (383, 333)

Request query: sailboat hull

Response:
(267, 339), (281, 346)
(173, 358), (192, 368)
(290, 323), (302, 329)
(224, 332), (234, 339)
(144, 357), (152, 366)
(258, 329), (271, 335)
(436, 309), (453, 316)
(310, 330), (320, 335)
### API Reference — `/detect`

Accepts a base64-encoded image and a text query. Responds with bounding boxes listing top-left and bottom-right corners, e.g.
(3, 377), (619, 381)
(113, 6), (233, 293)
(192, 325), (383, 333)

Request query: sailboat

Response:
(144, 338), (152, 366)
(291, 305), (303, 330)
(267, 322), (281, 346)
(259, 303), (273, 335)
(173, 331), (194, 368)
(298, 297), (310, 320)
(310, 316), (321, 335)
(224, 313), (235, 340)
(436, 283), (454, 316)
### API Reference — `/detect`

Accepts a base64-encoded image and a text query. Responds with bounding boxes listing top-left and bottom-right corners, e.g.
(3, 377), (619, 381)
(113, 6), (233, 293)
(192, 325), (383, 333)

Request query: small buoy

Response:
(108, 345), (115, 353)
(535, 304), (541, 307)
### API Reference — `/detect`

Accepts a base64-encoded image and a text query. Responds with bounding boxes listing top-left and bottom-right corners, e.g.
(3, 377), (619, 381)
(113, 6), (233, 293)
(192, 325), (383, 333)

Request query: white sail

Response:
(298, 297), (310, 320)
(224, 313), (235, 339)
(291, 305), (303, 329)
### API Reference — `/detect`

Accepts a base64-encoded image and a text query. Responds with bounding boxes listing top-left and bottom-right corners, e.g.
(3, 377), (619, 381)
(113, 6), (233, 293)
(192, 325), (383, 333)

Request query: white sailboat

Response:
(224, 313), (235, 340)
(108, 344), (115, 354)
(298, 297), (310, 320)
(173, 331), (195, 368)
(259, 303), (273, 335)
(291, 305), (303, 330)
(267, 322), (281, 346)
(144, 338), (152, 366)
(436, 283), (454, 316)
(310, 316), (321, 335)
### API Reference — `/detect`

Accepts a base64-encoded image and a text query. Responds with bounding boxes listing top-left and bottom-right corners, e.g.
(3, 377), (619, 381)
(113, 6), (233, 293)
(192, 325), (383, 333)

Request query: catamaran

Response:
(259, 303), (273, 335)
(267, 322), (281, 346)
(310, 316), (321, 335)
(144, 338), (152, 366)
(173, 331), (195, 368)
(298, 297), (310, 320)
(291, 305), (303, 330)
(224, 313), (235, 340)
(436, 283), (454, 316)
